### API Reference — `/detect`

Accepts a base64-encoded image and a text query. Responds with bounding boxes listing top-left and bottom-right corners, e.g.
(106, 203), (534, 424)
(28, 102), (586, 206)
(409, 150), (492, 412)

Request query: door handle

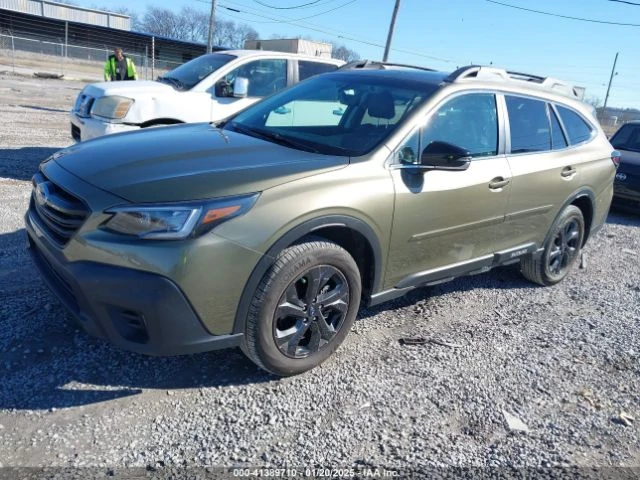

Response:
(489, 177), (510, 190)
(561, 166), (577, 178)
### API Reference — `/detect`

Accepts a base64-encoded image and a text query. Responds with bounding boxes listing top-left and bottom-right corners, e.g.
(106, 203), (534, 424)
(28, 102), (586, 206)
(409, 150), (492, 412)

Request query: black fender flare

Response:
(232, 215), (383, 334)
(542, 188), (596, 250)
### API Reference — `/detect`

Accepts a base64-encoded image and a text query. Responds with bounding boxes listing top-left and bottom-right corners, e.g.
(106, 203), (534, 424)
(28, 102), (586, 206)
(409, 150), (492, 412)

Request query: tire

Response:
(241, 238), (361, 376)
(521, 205), (585, 286)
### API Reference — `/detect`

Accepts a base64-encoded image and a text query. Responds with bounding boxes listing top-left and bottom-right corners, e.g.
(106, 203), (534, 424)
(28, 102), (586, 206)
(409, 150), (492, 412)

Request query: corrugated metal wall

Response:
(0, 0), (130, 30)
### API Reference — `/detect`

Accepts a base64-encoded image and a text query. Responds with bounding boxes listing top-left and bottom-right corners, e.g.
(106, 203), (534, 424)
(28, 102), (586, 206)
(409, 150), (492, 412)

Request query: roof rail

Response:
(445, 65), (584, 100)
(339, 60), (437, 72)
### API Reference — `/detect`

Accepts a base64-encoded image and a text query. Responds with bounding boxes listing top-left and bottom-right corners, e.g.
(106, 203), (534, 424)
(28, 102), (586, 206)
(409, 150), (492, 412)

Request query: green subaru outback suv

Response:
(26, 63), (617, 376)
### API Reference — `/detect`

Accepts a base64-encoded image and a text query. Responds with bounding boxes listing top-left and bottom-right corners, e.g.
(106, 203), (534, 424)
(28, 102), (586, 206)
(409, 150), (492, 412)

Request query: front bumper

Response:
(25, 212), (243, 356)
(70, 111), (139, 142)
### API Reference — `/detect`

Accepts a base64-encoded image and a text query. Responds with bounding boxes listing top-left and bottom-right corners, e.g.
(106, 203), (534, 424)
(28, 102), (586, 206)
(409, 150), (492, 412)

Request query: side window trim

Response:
(549, 103), (569, 150)
(389, 126), (421, 167)
(287, 58), (295, 87)
(495, 93), (509, 156)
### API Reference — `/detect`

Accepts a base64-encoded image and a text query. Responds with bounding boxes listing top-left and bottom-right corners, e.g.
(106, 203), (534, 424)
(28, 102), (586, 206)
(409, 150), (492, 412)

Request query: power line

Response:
(217, 0), (358, 23)
(608, 0), (640, 5)
(252, 0), (325, 9)
(486, 0), (640, 27)
(216, 6), (460, 64)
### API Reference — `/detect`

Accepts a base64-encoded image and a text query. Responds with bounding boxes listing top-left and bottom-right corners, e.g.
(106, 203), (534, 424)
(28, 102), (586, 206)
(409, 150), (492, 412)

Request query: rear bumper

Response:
(70, 111), (139, 142)
(25, 220), (242, 356)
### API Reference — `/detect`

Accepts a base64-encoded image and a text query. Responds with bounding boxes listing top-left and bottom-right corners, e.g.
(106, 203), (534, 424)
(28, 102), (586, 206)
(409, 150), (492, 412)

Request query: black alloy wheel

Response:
(547, 218), (581, 276)
(242, 238), (361, 376)
(273, 265), (349, 359)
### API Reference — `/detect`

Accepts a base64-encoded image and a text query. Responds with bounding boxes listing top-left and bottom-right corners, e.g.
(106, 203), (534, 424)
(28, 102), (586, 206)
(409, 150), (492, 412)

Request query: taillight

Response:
(611, 150), (621, 168)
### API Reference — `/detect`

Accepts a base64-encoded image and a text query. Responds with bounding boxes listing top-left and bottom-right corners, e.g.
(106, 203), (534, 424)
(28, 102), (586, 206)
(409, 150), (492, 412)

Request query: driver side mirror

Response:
(421, 141), (471, 171)
(233, 77), (249, 98)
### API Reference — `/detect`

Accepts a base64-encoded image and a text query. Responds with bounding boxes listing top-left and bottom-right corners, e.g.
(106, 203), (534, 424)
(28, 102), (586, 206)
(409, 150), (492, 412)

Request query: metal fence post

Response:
(63, 21), (68, 76)
(10, 32), (15, 74)
(151, 36), (155, 80)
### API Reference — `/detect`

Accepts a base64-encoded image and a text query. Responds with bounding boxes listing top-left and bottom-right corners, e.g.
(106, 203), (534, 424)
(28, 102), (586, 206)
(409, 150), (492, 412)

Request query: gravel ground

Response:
(0, 72), (639, 479)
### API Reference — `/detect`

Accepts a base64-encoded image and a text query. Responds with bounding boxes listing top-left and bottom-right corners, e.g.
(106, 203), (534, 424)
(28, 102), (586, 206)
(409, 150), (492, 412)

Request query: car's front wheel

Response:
(242, 238), (361, 376)
(521, 204), (585, 286)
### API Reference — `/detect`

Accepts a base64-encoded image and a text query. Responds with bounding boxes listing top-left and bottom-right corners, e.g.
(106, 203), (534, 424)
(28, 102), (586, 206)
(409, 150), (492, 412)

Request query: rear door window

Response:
(298, 61), (339, 81)
(505, 96), (551, 153)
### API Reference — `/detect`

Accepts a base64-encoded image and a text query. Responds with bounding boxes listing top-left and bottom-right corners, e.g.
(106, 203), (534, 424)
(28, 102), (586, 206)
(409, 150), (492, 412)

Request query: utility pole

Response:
(603, 52), (619, 111)
(382, 0), (401, 62)
(207, 0), (217, 53)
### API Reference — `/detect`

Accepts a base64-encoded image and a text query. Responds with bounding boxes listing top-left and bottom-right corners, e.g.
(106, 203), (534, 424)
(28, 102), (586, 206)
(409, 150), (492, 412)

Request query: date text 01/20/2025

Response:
(232, 467), (401, 477)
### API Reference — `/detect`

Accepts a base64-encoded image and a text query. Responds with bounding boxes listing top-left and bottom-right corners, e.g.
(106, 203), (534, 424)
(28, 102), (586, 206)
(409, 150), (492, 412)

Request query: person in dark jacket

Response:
(104, 47), (138, 81)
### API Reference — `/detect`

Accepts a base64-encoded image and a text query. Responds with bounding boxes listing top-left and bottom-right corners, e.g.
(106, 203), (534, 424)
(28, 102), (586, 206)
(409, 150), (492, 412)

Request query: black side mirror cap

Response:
(421, 141), (471, 171)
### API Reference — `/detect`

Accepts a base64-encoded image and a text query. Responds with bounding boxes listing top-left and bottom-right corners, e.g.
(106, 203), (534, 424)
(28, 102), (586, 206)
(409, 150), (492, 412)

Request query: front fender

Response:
(232, 215), (383, 335)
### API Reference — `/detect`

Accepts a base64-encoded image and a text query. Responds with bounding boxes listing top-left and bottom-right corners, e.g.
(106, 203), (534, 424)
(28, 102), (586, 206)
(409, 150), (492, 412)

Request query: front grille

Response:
(28, 235), (79, 314)
(30, 172), (89, 247)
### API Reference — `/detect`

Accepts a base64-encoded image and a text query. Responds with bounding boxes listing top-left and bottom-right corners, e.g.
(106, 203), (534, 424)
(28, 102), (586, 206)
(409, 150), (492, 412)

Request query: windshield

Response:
(611, 124), (640, 152)
(158, 53), (236, 90)
(224, 72), (437, 156)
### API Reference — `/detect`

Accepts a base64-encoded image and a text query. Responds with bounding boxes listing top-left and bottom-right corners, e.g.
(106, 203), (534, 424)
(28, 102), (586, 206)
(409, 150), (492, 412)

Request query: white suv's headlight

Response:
(91, 96), (134, 119)
(101, 194), (259, 240)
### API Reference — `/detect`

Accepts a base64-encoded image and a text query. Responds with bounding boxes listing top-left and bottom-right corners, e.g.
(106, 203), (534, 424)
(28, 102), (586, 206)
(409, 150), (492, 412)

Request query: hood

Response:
(83, 80), (174, 98)
(53, 123), (348, 203)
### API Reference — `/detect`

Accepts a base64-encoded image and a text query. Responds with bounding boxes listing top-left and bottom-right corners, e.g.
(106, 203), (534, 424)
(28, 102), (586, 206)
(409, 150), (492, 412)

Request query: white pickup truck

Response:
(70, 49), (343, 142)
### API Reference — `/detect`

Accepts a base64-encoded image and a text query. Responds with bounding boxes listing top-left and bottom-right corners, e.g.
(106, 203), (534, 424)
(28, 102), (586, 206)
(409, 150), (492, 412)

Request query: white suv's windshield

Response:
(226, 73), (438, 156)
(158, 53), (237, 90)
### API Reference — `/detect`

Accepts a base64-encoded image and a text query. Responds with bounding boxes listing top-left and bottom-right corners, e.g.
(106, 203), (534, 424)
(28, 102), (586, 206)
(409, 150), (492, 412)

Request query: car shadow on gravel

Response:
(606, 209), (640, 226)
(0, 147), (61, 181)
(0, 229), (276, 411)
(0, 309), (273, 411)
(357, 262), (537, 319)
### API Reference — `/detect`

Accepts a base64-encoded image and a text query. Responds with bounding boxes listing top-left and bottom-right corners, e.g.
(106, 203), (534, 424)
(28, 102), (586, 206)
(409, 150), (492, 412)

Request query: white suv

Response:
(70, 50), (343, 142)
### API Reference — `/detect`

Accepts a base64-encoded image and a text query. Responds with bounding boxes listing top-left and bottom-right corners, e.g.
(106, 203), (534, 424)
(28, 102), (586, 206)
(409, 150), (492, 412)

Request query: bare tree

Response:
(330, 43), (360, 62)
(585, 96), (602, 109)
(137, 6), (257, 48)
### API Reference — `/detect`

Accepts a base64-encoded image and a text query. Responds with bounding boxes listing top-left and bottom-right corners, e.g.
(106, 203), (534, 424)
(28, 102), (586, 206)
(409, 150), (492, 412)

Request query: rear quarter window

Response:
(298, 61), (339, 81)
(556, 105), (593, 145)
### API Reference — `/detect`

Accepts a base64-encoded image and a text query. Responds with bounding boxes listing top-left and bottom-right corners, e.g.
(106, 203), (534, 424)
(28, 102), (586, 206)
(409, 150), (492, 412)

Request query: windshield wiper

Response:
(158, 76), (186, 90)
(231, 123), (319, 153)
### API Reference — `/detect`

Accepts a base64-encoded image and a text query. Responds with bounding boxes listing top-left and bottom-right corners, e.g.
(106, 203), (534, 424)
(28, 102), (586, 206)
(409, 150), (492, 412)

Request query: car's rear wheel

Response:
(521, 205), (585, 286)
(242, 238), (361, 376)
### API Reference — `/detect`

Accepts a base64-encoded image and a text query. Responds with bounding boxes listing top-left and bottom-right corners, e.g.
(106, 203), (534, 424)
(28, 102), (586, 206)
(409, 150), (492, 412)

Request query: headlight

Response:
(101, 193), (259, 240)
(91, 96), (134, 119)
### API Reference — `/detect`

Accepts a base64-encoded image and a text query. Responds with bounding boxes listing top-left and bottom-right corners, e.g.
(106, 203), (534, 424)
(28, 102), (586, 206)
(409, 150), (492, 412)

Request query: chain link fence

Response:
(0, 31), (183, 81)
